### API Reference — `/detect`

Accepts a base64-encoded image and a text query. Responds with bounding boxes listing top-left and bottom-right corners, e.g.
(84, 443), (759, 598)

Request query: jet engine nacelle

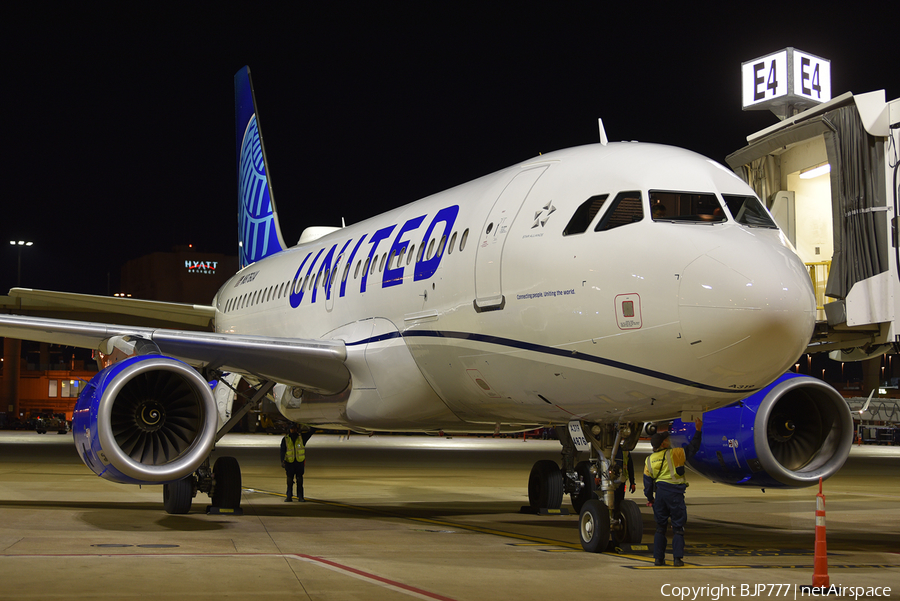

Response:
(72, 355), (219, 485)
(669, 373), (853, 488)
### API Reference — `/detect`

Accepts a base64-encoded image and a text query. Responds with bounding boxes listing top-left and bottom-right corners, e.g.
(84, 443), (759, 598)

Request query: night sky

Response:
(4, 4), (896, 297)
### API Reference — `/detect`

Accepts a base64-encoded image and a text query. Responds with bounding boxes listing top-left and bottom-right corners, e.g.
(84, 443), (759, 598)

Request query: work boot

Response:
(654, 558), (665, 566)
(673, 558), (684, 567)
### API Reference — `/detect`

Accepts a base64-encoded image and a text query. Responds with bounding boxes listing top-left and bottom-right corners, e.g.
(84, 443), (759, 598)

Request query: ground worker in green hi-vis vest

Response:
(281, 424), (313, 502)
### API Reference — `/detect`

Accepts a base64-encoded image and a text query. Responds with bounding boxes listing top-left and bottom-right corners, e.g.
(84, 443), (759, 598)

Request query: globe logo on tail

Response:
(238, 114), (283, 268)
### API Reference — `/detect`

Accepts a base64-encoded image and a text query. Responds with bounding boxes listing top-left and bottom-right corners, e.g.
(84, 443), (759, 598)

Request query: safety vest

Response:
(617, 449), (630, 481)
(283, 435), (306, 463)
(645, 449), (686, 485)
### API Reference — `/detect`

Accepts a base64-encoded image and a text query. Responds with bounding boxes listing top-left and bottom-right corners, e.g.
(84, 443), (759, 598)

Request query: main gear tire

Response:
(211, 456), (242, 509)
(527, 460), (563, 509)
(163, 476), (194, 514)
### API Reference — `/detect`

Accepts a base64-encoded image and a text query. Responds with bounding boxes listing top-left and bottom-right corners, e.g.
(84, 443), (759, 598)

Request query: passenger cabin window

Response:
(722, 194), (778, 228)
(594, 191), (643, 231)
(563, 194), (608, 235)
(649, 191), (725, 222)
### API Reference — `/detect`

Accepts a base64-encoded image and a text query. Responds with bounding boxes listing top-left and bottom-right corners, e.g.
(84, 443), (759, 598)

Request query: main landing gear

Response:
(525, 421), (643, 552)
(162, 378), (275, 515)
(163, 456), (243, 514)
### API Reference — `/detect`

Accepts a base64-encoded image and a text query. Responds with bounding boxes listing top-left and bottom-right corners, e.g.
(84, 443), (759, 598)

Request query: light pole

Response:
(9, 240), (33, 287)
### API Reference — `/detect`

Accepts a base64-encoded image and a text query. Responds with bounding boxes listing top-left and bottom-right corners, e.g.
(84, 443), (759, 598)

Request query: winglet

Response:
(235, 66), (287, 269)
(860, 389), (875, 414)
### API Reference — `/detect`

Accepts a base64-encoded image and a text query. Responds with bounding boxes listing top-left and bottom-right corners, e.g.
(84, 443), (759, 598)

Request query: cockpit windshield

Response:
(722, 194), (778, 228)
(563, 194), (608, 236)
(595, 191), (643, 231)
(560, 189), (777, 236)
(649, 191), (725, 223)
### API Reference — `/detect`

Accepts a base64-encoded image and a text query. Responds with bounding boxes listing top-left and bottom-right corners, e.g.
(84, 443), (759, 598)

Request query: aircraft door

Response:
(474, 166), (547, 310)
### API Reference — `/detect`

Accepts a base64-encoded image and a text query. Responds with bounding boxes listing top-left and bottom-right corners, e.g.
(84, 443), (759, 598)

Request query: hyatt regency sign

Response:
(185, 260), (218, 275)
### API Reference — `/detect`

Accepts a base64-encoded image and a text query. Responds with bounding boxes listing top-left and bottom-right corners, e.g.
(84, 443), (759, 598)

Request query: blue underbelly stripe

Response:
(371, 329), (753, 395)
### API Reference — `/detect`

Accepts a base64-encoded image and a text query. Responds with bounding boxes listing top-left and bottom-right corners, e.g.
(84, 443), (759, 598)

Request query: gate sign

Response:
(741, 48), (830, 116)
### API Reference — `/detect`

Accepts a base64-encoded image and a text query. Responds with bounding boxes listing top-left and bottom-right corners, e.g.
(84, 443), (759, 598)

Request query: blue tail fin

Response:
(235, 66), (287, 269)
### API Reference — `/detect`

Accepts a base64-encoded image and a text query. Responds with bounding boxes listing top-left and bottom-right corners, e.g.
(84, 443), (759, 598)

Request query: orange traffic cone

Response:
(812, 477), (829, 588)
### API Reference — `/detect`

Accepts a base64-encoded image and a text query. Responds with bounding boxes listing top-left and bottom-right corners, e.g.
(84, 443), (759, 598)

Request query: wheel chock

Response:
(519, 506), (570, 515)
(206, 506), (244, 516)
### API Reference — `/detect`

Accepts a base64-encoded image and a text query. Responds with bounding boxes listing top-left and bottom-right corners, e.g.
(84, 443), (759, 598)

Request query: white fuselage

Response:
(213, 143), (815, 431)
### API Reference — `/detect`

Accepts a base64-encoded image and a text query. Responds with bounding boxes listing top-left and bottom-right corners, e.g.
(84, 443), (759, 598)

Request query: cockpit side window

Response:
(563, 194), (609, 236)
(594, 191), (643, 232)
(649, 191), (726, 223)
(722, 194), (778, 228)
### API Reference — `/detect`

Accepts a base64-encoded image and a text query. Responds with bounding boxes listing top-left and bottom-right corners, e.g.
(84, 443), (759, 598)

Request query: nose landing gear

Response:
(525, 421), (644, 552)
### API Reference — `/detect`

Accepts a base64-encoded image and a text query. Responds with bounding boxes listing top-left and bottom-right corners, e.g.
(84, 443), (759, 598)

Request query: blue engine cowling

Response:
(668, 373), (853, 488)
(72, 355), (219, 485)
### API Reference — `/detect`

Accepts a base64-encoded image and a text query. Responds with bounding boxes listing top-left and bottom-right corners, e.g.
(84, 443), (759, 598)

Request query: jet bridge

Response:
(726, 90), (900, 361)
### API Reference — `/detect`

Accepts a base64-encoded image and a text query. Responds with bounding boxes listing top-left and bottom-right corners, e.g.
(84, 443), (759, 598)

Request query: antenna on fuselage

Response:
(598, 118), (609, 146)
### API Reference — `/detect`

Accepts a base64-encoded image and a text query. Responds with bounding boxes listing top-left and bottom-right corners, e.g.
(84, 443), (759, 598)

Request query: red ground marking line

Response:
(292, 553), (458, 601)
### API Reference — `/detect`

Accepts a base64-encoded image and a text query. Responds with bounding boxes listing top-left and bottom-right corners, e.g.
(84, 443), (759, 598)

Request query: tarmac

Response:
(0, 430), (898, 600)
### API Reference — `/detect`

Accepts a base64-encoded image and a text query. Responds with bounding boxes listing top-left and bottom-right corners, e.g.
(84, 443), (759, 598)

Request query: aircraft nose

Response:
(678, 238), (815, 387)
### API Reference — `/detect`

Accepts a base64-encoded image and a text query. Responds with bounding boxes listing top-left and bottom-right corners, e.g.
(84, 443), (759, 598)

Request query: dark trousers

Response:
(285, 461), (305, 499)
(653, 482), (687, 560)
(614, 482), (626, 509)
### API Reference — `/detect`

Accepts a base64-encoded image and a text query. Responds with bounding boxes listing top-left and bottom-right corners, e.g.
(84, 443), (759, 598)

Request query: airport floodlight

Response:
(10, 240), (34, 286)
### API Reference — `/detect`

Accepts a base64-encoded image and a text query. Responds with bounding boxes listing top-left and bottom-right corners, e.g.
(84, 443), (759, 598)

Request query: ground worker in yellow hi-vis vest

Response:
(280, 424), (313, 502)
(642, 419), (702, 566)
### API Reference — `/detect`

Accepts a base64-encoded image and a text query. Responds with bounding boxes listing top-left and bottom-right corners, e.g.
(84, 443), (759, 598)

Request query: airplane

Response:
(0, 66), (853, 552)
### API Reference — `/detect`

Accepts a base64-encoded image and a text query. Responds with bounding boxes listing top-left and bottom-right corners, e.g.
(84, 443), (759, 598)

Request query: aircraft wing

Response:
(0, 314), (349, 395)
(8, 288), (217, 328)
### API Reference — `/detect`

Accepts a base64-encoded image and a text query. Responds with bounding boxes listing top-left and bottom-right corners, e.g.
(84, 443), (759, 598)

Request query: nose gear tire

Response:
(579, 499), (610, 553)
